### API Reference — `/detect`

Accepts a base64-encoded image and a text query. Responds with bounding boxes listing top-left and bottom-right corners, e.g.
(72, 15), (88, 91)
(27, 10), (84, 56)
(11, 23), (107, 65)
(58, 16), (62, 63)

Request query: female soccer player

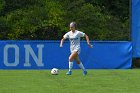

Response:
(60, 22), (93, 75)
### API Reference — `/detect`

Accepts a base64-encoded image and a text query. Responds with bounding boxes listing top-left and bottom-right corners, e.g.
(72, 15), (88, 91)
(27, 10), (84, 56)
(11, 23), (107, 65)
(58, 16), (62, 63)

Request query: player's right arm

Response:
(60, 37), (65, 47)
(60, 32), (69, 47)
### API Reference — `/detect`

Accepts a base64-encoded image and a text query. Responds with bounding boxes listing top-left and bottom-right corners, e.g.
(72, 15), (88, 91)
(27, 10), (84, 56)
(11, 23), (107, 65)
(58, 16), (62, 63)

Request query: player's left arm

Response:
(84, 34), (93, 48)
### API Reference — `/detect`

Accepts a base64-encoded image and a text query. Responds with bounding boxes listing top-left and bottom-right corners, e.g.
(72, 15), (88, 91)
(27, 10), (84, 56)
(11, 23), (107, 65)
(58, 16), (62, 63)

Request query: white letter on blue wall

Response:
(4, 45), (19, 66)
(24, 45), (44, 66)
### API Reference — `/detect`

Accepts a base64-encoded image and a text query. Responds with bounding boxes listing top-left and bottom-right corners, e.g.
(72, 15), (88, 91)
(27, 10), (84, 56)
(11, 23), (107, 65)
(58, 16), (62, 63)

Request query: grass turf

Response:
(0, 69), (140, 93)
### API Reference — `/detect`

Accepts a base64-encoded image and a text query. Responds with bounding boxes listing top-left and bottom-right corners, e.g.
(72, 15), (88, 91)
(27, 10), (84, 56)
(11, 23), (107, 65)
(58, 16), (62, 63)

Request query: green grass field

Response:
(0, 69), (140, 93)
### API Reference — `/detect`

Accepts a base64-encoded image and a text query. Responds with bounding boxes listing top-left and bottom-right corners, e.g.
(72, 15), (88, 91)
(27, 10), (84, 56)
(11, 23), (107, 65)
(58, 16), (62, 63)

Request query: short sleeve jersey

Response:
(63, 30), (85, 53)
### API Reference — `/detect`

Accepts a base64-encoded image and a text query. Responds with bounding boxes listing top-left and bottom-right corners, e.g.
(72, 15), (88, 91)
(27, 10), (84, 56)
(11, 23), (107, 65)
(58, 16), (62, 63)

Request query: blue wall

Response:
(132, 0), (140, 57)
(0, 41), (132, 69)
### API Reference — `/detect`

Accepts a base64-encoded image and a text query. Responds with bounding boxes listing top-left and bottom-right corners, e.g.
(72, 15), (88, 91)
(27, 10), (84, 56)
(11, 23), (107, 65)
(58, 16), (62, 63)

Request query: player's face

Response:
(70, 26), (75, 31)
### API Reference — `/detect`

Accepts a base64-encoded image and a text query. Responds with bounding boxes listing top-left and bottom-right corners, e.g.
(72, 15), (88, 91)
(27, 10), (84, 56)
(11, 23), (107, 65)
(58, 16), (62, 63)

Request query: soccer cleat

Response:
(83, 70), (87, 75)
(66, 71), (72, 75)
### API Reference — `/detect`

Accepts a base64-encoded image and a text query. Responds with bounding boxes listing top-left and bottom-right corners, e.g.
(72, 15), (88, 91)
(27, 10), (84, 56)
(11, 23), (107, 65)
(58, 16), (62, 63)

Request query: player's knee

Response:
(76, 60), (80, 64)
(69, 57), (73, 62)
(75, 58), (80, 64)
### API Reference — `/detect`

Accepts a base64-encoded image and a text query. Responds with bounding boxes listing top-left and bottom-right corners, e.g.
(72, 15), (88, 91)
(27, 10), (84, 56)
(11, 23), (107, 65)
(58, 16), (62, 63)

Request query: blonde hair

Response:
(70, 22), (77, 28)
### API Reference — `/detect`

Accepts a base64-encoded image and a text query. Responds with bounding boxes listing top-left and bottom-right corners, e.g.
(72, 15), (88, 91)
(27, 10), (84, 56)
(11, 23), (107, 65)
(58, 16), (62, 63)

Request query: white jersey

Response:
(63, 30), (85, 54)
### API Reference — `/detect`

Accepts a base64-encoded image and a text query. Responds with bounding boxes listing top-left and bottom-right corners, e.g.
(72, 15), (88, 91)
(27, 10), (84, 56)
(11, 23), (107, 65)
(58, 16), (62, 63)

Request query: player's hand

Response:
(60, 44), (63, 48)
(88, 44), (93, 48)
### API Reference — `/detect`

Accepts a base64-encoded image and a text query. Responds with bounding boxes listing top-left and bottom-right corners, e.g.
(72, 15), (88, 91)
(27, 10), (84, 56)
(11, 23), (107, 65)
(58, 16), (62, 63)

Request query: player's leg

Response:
(66, 51), (78, 75)
(74, 55), (87, 75)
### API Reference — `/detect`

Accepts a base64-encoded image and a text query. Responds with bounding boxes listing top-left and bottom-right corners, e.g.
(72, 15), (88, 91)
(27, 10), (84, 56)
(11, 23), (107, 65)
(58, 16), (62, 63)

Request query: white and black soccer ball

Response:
(51, 68), (59, 75)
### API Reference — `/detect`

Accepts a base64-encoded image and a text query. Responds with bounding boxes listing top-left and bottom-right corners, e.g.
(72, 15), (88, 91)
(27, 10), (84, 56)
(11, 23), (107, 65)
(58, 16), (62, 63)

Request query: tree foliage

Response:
(0, 0), (130, 40)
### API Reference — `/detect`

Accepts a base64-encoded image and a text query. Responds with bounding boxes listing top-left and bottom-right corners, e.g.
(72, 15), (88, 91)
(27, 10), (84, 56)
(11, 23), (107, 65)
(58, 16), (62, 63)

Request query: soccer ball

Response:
(51, 68), (59, 75)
